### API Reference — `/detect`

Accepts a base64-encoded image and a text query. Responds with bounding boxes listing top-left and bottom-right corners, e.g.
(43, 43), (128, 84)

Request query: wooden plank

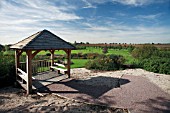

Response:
(17, 80), (36, 90)
(54, 62), (65, 68)
(17, 68), (27, 76)
(18, 73), (27, 82)
(50, 66), (67, 74)
(17, 80), (27, 90)
(32, 74), (68, 89)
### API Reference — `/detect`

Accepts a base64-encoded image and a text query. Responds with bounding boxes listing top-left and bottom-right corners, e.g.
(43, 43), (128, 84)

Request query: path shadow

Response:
(38, 76), (130, 99)
(136, 97), (170, 113)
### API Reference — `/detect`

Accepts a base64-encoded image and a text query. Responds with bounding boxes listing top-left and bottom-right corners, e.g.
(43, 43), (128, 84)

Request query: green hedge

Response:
(85, 54), (125, 71)
(141, 57), (170, 74)
(131, 45), (170, 74)
(0, 54), (15, 87)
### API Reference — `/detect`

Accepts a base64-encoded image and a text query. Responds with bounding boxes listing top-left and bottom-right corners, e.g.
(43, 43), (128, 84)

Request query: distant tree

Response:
(86, 42), (89, 44)
(0, 44), (4, 52)
(4, 45), (9, 51)
(74, 41), (77, 45)
(102, 46), (108, 54)
(80, 42), (85, 44)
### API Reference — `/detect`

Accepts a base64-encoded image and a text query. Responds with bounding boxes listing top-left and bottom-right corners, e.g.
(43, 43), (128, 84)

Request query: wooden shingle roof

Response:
(10, 29), (76, 50)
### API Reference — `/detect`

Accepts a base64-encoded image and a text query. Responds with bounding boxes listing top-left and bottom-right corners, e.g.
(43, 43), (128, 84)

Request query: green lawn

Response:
(107, 49), (137, 64)
(71, 59), (89, 68)
(37, 47), (103, 55)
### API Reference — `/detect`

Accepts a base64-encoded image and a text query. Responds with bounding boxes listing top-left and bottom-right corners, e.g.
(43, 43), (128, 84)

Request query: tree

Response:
(86, 42), (89, 44)
(4, 45), (9, 51)
(102, 46), (108, 54)
(131, 45), (158, 59)
(0, 44), (4, 52)
(74, 41), (77, 46)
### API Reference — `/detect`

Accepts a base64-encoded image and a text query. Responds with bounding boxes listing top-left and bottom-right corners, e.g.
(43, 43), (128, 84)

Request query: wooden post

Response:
(50, 50), (55, 66)
(67, 49), (71, 78)
(15, 50), (20, 80)
(26, 50), (32, 94)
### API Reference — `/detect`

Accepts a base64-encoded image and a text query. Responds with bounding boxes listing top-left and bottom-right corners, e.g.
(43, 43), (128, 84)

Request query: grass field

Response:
(37, 47), (136, 65)
(4, 47), (136, 68)
(71, 59), (89, 68)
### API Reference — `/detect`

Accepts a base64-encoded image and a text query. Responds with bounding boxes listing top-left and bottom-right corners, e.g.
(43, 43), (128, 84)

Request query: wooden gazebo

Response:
(10, 29), (76, 94)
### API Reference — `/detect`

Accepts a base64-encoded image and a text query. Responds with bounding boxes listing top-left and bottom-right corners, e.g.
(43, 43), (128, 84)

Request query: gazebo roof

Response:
(10, 29), (76, 50)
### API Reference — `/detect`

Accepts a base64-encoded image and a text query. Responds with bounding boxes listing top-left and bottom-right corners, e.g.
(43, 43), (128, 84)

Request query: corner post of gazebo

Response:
(67, 49), (71, 78)
(26, 50), (32, 94)
(15, 49), (23, 79)
(15, 50), (19, 79)
(50, 50), (55, 66)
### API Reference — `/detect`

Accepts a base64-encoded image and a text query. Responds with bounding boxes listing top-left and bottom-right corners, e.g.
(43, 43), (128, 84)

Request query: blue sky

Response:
(0, 0), (170, 44)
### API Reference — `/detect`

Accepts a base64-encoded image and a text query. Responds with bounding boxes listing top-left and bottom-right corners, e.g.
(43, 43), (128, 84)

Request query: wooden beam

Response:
(32, 50), (41, 59)
(67, 49), (71, 78)
(17, 49), (23, 57)
(26, 50), (32, 94)
(49, 50), (55, 54)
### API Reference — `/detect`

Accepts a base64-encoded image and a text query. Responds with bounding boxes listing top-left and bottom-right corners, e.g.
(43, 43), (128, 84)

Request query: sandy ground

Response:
(0, 68), (170, 113)
(0, 87), (128, 113)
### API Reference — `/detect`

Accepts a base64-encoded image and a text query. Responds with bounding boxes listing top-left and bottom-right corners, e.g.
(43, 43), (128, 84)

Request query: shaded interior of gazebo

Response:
(10, 29), (76, 94)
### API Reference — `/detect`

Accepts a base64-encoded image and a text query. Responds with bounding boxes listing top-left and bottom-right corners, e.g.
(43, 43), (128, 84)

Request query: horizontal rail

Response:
(17, 68), (27, 76)
(17, 68), (27, 82)
(54, 62), (65, 68)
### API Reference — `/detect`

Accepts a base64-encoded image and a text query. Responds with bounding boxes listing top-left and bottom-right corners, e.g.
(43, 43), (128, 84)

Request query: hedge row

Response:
(131, 45), (170, 74)
(0, 54), (15, 87)
(85, 54), (125, 71)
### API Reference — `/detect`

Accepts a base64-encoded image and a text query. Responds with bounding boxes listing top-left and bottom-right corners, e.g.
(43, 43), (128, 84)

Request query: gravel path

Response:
(38, 68), (170, 113)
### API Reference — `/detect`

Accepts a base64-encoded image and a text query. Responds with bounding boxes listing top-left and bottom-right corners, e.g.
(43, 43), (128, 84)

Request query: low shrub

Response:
(86, 53), (99, 59)
(0, 55), (15, 87)
(85, 54), (125, 71)
(131, 45), (158, 59)
(131, 45), (170, 74)
(140, 57), (170, 74)
(71, 53), (99, 59)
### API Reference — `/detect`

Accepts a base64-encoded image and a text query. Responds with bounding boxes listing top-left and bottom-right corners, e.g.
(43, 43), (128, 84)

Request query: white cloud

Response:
(134, 13), (162, 20)
(58, 21), (170, 43)
(84, 0), (167, 6)
(0, 0), (169, 44)
(0, 0), (82, 44)
(82, 0), (96, 8)
(0, 0), (81, 26)
(112, 0), (149, 6)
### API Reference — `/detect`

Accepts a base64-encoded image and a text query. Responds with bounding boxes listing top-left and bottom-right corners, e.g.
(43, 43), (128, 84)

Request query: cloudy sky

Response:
(0, 0), (170, 44)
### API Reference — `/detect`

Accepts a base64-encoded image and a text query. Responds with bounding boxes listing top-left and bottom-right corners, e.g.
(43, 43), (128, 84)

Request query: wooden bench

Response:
(50, 66), (67, 74)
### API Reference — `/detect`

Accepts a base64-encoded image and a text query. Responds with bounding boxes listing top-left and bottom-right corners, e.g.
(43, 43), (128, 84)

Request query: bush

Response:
(102, 46), (108, 54)
(141, 57), (170, 74)
(85, 54), (125, 71)
(131, 45), (170, 74)
(0, 55), (15, 87)
(87, 53), (99, 59)
(131, 45), (158, 59)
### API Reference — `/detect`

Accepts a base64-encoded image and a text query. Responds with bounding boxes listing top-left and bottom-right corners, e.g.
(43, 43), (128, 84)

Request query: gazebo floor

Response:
(17, 71), (68, 91)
